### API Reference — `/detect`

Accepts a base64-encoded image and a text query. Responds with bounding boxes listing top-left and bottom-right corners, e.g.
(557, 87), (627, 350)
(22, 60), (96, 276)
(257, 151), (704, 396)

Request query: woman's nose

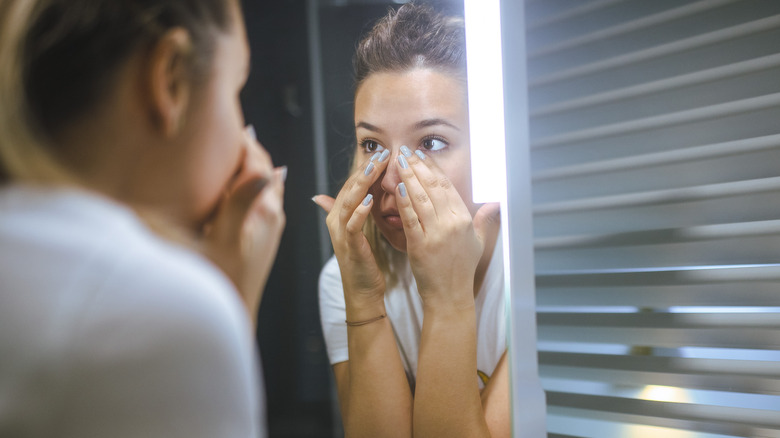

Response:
(380, 148), (402, 194)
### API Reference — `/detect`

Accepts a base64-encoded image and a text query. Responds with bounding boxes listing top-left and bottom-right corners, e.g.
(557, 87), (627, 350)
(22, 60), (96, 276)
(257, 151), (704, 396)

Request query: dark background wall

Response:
(239, 1), (461, 436)
(241, 1), (333, 436)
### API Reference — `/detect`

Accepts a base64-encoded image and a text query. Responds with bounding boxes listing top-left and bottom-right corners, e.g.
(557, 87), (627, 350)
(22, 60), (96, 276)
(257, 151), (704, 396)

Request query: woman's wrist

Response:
(423, 299), (476, 320)
(345, 295), (387, 323)
(419, 282), (476, 313)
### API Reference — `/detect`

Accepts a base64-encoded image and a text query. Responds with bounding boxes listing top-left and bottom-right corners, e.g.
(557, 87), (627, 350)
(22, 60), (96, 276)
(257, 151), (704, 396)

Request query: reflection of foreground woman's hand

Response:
(396, 149), (503, 438)
(203, 127), (286, 325)
(314, 149), (417, 436)
(394, 148), (500, 306)
(315, 148), (506, 438)
(313, 150), (391, 311)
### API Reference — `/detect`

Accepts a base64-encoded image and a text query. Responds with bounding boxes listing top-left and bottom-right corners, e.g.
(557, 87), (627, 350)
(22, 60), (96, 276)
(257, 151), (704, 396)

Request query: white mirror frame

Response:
(464, 0), (547, 435)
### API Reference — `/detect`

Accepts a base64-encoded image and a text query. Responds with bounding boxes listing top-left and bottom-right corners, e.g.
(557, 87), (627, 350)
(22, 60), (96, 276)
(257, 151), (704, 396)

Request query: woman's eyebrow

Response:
(413, 118), (459, 131)
(355, 121), (384, 133)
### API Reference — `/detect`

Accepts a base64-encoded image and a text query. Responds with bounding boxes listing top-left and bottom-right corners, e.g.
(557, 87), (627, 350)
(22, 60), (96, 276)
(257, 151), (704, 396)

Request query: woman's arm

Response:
(332, 310), (413, 437)
(394, 149), (503, 437)
(482, 351), (511, 438)
(415, 302), (489, 437)
(314, 151), (413, 437)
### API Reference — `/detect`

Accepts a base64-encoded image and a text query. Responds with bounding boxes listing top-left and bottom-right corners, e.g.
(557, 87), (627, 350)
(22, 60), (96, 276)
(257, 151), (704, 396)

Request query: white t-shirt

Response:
(319, 233), (507, 389)
(0, 185), (265, 438)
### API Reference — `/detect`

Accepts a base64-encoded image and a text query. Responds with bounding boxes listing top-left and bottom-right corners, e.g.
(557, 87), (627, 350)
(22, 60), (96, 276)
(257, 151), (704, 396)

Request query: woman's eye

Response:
(421, 138), (447, 151)
(361, 140), (385, 153)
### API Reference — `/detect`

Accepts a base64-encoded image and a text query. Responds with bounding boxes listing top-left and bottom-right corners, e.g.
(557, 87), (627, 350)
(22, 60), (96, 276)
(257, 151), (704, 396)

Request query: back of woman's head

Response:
(0, 0), (233, 183)
(353, 2), (466, 91)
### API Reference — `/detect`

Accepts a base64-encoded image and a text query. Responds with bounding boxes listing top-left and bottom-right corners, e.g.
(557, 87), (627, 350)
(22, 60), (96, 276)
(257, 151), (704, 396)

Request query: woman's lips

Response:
(382, 213), (404, 229)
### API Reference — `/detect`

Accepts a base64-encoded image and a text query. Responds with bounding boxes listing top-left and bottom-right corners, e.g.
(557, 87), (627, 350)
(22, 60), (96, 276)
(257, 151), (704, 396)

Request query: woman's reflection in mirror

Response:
(313, 3), (509, 437)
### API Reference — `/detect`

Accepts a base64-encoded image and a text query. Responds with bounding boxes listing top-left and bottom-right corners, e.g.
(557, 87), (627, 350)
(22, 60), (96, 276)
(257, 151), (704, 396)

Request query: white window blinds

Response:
(525, 0), (780, 436)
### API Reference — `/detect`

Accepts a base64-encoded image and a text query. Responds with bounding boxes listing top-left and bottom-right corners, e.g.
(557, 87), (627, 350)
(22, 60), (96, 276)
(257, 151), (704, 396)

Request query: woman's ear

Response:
(146, 28), (194, 138)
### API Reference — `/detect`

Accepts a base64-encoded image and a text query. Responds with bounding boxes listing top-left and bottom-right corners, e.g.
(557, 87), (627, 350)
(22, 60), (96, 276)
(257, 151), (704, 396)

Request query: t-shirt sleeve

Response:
(55, 251), (264, 438)
(318, 255), (349, 365)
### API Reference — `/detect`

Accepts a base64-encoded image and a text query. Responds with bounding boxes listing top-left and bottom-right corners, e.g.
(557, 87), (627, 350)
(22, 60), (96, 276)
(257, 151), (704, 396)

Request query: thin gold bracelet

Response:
(345, 313), (387, 326)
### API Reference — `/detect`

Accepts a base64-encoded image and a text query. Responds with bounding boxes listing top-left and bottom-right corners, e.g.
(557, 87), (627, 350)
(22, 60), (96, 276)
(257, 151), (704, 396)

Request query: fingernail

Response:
(398, 182), (407, 197)
(311, 196), (318, 204)
(378, 149), (390, 162)
(400, 145), (412, 157)
(362, 193), (373, 206)
(246, 124), (257, 140)
(370, 152), (381, 162)
(398, 155), (408, 169)
(364, 161), (375, 176)
(280, 165), (288, 182)
(415, 150), (426, 161)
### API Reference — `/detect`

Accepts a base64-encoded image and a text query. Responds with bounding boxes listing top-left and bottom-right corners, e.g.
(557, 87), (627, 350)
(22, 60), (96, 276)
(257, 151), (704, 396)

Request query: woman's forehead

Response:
(354, 69), (468, 126)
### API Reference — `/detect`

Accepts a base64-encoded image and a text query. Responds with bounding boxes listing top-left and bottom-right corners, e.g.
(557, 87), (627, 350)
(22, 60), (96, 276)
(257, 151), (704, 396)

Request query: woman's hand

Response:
(313, 150), (392, 307)
(394, 148), (499, 308)
(202, 126), (286, 324)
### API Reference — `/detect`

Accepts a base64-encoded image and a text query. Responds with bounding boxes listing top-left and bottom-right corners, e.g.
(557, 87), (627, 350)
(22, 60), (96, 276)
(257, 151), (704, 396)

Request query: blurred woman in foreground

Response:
(0, 1), (284, 436)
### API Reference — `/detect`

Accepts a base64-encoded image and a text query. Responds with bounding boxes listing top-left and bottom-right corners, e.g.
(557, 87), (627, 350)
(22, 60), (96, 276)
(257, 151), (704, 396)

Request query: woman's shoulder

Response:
(1, 185), (250, 366)
(1, 185), (239, 309)
(1, 184), (250, 354)
(0, 186), (258, 436)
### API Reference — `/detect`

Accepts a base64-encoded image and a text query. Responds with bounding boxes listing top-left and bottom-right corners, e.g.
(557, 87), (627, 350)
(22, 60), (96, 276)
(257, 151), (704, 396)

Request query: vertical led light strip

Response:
(464, 0), (507, 204)
(465, 2), (549, 435)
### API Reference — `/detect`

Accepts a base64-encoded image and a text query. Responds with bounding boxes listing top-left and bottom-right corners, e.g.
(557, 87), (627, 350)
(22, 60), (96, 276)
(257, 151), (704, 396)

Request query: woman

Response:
(314, 3), (509, 437)
(0, 0), (284, 436)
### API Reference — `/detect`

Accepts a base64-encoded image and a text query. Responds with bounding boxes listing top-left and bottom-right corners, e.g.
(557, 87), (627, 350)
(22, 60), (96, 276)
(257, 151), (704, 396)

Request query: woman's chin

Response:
(387, 239), (407, 253)
(379, 228), (408, 253)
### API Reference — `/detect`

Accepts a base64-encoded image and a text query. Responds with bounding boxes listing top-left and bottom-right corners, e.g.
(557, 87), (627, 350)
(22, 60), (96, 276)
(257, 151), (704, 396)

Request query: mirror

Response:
(305, 0), (546, 436)
(242, 1), (547, 435)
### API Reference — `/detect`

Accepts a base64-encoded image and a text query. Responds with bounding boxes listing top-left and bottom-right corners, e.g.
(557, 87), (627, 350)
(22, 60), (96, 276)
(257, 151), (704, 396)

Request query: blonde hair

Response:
(0, 1), (75, 184)
(0, 0), (233, 186)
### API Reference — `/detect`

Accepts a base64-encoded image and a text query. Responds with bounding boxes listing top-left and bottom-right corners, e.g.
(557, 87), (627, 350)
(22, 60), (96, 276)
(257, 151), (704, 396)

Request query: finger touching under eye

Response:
(407, 149), (470, 217)
(395, 182), (424, 241)
(334, 149), (391, 224)
(396, 153), (437, 226)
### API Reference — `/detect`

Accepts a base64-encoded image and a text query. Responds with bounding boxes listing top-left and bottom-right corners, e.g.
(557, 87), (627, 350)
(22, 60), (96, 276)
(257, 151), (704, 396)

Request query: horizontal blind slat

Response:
(537, 312), (780, 328)
(534, 176), (780, 215)
(530, 15), (780, 87)
(529, 0), (737, 58)
(540, 352), (780, 395)
(538, 326), (780, 349)
(537, 284), (780, 308)
(532, 92), (780, 149)
(534, 219), (780, 249)
(526, 0), (627, 31)
(536, 264), (780, 286)
(541, 367), (780, 396)
(533, 133), (780, 181)
(547, 392), (780, 432)
(540, 352), (780, 377)
(531, 53), (780, 118)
